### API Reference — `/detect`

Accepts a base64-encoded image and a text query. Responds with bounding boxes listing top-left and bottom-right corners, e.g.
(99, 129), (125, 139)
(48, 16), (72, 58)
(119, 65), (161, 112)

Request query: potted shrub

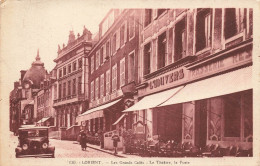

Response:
(122, 129), (135, 154)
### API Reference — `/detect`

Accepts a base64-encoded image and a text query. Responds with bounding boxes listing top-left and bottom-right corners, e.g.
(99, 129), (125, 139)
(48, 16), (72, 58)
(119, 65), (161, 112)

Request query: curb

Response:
(86, 145), (126, 158)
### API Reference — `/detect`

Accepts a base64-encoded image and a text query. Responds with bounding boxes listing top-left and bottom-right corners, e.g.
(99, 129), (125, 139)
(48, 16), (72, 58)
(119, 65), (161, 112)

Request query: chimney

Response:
(14, 81), (19, 89)
(20, 70), (27, 80)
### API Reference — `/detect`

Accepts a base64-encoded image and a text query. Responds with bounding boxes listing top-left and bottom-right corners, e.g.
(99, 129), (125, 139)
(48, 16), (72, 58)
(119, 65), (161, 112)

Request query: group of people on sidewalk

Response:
(78, 130), (120, 155)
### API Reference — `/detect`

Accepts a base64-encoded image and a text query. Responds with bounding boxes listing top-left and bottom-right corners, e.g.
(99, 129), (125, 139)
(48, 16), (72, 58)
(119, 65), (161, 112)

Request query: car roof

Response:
(18, 126), (49, 130)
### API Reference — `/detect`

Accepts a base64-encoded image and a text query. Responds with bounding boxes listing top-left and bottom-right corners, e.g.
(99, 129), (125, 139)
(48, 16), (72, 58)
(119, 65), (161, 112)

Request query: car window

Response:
(19, 129), (48, 137)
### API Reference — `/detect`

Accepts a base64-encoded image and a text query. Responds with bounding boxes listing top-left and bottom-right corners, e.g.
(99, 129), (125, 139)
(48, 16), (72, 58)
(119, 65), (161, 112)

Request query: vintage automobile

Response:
(15, 126), (55, 158)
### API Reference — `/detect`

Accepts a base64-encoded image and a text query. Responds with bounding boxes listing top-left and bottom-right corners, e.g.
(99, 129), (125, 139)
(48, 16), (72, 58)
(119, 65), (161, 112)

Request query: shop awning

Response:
(123, 86), (184, 112)
(37, 117), (51, 124)
(160, 66), (252, 106)
(112, 114), (126, 126)
(77, 99), (121, 122)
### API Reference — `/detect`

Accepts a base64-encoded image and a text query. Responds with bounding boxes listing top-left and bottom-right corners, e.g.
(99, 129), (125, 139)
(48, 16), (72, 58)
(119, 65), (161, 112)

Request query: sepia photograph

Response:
(0, 0), (259, 166)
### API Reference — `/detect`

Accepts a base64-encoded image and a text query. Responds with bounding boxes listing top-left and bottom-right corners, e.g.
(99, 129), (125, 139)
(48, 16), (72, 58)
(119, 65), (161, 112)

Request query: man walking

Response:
(111, 131), (120, 155)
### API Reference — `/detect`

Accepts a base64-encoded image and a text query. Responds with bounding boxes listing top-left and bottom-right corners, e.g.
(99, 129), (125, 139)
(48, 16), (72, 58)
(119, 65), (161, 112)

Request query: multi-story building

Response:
(9, 51), (48, 133)
(53, 27), (92, 129)
(76, 9), (140, 145)
(123, 8), (253, 151)
(34, 69), (56, 126)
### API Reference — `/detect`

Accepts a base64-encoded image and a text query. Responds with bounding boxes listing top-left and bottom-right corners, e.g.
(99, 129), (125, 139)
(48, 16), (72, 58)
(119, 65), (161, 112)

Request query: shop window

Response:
(244, 90), (253, 139)
(100, 74), (104, 97)
(106, 70), (110, 95)
(174, 19), (186, 61)
(78, 59), (82, 69)
(73, 61), (77, 71)
(72, 79), (76, 95)
(224, 8), (240, 39)
(59, 69), (62, 78)
(63, 82), (66, 98)
(143, 42), (151, 75)
(68, 80), (71, 96)
(128, 52), (135, 82)
(91, 56), (94, 73)
(63, 67), (67, 76)
(196, 9), (212, 52)
(157, 32), (167, 69)
(96, 51), (100, 70)
(112, 64), (117, 91)
(68, 65), (72, 74)
(78, 76), (82, 94)
(144, 9), (152, 27)
(120, 58), (125, 86)
(224, 93), (241, 137)
(90, 81), (94, 101)
(129, 13), (135, 40)
(95, 77), (99, 99)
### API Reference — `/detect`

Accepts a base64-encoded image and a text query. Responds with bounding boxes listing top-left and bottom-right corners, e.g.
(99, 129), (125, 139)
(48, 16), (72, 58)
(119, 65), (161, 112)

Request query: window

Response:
(100, 74), (104, 97)
(112, 33), (116, 54)
(90, 81), (94, 101)
(144, 9), (152, 27)
(95, 77), (99, 100)
(78, 76), (82, 94)
(59, 69), (62, 78)
(68, 81), (71, 96)
(116, 30), (120, 50)
(91, 56), (94, 73)
(63, 82), (66, 97)
(144, 43), (151, 75)
(157, 32), (167, 69)
(128, 52), (135, 82)
(224, 93), (241, 137)
(100, 47), (104, 64)
(103, 45), (106, 63)
(58, 84), (62, 99)
(120, 22), (127, 46)
(112, 64), (117, 91)
(72, 79), (76, 95)
(78, 58), (82, 69)
(96, 51), (100, 70)
(174, 19), (186, 61)
(120, 58), (125, 86)
(224, 8), (238, 39)
(158, 9), (166, 17)
(106, 41), (110, 60)
(73, 61), (77, 71)
(196, 9), (212, 52)
(106, 70), (110, 95)
(129, 14), (135, 39)
(63, 67), (67, 76)
(68, 64), (72, 74)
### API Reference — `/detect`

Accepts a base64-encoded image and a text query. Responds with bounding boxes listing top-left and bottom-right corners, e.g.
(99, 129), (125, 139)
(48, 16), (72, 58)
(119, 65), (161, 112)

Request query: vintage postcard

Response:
(0, 0), (259, 166)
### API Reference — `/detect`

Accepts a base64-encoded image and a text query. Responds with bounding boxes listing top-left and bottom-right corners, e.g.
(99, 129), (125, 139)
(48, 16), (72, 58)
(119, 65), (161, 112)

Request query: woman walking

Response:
(79, 130), (87, 151)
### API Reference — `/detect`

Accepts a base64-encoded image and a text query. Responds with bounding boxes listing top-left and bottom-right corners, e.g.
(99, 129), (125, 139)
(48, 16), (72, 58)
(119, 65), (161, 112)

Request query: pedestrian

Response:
(79, 130), (87, 151)
(111, 131), (120, 155)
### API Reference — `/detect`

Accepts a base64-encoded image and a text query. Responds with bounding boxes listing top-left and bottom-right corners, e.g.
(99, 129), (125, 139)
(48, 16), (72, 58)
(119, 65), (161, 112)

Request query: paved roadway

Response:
(9, 132), (119, 158)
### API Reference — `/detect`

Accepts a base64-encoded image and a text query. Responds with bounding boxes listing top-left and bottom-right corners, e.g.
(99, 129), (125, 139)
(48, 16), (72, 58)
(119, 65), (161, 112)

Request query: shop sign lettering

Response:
(191, 60), (225, 77)
(149, 69), (184, 89)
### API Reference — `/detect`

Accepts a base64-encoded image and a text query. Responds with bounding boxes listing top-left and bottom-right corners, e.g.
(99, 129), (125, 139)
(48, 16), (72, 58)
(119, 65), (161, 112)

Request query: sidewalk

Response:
(74, 141), (141, 158)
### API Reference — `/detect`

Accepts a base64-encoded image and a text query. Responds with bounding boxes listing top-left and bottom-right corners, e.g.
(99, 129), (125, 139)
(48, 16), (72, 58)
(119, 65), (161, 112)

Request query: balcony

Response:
(53, 94), (85, 107)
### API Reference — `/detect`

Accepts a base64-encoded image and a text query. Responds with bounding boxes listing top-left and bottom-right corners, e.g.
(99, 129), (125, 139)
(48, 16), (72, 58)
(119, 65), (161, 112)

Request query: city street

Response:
(9, 133), (119, 158)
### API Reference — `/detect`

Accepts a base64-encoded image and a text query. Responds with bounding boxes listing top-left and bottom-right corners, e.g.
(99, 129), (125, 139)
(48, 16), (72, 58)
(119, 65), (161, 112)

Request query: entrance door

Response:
(195, 100), (207, 148)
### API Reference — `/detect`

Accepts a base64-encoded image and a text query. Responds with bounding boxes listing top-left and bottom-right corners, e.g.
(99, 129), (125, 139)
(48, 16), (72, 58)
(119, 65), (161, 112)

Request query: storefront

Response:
(124, 42), (253, 151)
